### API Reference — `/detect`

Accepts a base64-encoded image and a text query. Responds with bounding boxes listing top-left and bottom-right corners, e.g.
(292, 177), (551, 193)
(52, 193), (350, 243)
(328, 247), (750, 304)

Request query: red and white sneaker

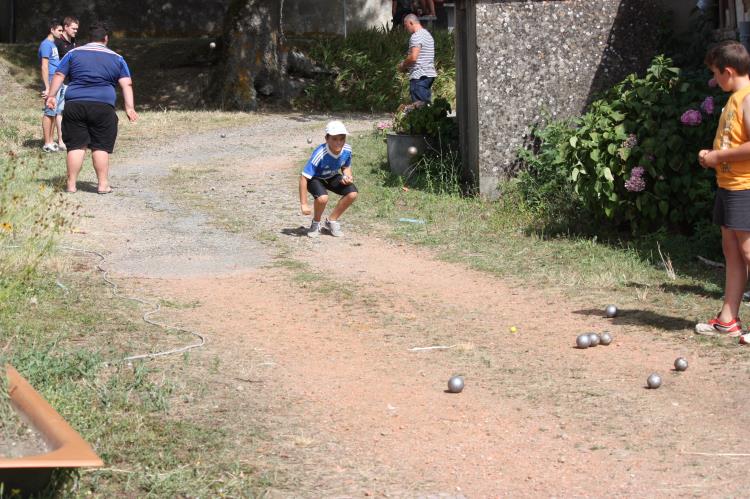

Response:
(739, 333), (750, 345)
(695, 316), (743, 337)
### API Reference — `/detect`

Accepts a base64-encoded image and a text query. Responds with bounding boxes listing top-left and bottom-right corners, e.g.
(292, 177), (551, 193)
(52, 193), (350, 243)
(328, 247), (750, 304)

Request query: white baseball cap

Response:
(325, 120), (349, 136)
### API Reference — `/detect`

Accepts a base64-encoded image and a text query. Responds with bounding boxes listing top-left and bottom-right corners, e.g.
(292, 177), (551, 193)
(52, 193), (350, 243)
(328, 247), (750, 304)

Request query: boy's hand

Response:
(341, 175), (353, 185)
(301, 204), (311, 215)
(699, 149), (718, 168)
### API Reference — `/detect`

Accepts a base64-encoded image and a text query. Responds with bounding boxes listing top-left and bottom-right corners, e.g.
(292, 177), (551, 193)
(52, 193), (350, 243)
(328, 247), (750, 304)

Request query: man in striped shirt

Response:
(397, 13), (437, 104)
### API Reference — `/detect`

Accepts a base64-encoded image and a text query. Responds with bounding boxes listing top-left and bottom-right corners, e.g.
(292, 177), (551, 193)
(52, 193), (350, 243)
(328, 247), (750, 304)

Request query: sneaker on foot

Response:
(325, 219), (343, 237)
(695, 316), (743, 337)
(41, 143), (57, 152)
(307, 220), (322, 238)
(57, 142), (67, 151)
(740, 333), (750, 345)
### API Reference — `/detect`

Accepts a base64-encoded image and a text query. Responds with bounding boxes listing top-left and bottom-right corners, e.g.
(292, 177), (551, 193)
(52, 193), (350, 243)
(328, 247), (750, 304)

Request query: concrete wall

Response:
(10, 0), (392, 42)
(472, 0), (664, 196)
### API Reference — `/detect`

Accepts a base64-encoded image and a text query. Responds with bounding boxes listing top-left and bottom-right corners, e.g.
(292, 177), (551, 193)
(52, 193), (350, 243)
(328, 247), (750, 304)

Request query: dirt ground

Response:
(64, 113), (750, 497)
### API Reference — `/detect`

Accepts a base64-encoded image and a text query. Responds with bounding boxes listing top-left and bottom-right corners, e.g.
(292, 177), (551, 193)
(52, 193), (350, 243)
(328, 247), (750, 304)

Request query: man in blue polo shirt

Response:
(45, 21), (138, 194)
(38, 19), (64, 152)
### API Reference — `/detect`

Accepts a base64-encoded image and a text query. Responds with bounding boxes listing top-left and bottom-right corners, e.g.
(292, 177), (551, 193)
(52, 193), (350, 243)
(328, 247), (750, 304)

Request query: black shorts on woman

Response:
(61, 100), (119, 153)
(306, 174), (358, 198)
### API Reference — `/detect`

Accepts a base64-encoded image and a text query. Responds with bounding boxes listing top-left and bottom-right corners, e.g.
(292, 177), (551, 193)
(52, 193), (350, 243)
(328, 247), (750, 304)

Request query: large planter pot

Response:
(0, 365), (103, 494)
(386, 133), (429, 176)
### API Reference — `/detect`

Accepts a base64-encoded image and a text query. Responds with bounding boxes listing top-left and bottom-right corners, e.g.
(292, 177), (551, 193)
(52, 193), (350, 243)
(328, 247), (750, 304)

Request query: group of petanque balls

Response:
(577, 304), (689, 389)
(445, 304), (690, 393)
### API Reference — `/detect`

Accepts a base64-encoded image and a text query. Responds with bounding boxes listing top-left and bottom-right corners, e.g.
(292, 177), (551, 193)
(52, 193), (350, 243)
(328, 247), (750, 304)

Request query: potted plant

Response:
(386, 98), (457, 176)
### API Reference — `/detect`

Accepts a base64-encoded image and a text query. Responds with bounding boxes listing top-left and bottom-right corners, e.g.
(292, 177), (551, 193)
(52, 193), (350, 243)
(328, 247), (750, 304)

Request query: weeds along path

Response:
(65, 112), (750, 496)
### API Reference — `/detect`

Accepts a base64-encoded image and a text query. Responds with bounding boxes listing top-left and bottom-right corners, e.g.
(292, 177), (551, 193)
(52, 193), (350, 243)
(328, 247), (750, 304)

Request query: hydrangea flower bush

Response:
(520, 55), (726, 233)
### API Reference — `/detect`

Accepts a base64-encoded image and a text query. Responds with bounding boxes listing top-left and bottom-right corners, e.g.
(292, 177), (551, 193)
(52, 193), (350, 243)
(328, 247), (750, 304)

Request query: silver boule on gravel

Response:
(306, 137), (313, 144)
(576, 334), (591, 349)
(447, 375), (464, 393)
(674, 357), (688, 372)
(605, 304), (618, 318)
(407, 145), (418, 157)
(599, 332), (612, 345)
(646, 373), (662, 389)
(588, 333), (600, 347)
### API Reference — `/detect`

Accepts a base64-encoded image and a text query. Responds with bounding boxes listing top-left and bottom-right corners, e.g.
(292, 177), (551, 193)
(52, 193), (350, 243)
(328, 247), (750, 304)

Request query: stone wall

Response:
(10, 0), (391, 42)
(473, 0), (664, 196)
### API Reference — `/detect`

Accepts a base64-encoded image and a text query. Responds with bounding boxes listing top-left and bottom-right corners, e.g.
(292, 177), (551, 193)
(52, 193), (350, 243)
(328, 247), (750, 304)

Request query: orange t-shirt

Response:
(712, 85), (750, 190)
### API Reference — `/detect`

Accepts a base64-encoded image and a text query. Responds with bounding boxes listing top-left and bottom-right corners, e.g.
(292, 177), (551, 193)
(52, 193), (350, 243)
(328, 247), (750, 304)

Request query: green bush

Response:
(297, 27), (455, 112)
(519, 55), (725, 234)
(393, 97), (457, 143)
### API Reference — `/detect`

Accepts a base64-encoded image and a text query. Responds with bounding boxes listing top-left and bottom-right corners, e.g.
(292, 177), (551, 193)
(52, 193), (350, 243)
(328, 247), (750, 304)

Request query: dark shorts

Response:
(713, 187), (750, 231)
(409, 76), (435, 103)
(62, 101), (119, 153)
(307, 174), (358, 199)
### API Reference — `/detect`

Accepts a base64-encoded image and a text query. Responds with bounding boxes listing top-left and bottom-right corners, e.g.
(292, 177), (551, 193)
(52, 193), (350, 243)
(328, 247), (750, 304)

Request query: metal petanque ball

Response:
(576, 334), (591, 349)
(407, 145), (418, 157)
(599, 332), (612, 346)
(674, 357), (688, 372)
(306, 137), (313, 144)
(447, 375), (464, 393)
(605, 304), (618, 318)
(647, 373), (662, 389)
(588, 333), (600, 347)
(220, 133), (226, 138)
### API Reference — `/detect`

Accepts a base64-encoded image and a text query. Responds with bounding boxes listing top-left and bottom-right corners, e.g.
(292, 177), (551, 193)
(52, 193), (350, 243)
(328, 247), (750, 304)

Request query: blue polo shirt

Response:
(38, 38), (60, 78)
(302, 144), (352, 179)
(56, 43), (131, 107)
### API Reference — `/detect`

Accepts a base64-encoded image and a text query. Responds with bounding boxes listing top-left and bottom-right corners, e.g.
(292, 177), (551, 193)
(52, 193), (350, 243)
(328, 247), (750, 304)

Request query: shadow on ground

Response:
(573, 307), (695, 331)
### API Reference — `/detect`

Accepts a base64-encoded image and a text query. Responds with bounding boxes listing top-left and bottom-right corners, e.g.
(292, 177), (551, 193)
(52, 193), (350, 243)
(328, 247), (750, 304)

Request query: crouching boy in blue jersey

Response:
(299, 121), (358, 238)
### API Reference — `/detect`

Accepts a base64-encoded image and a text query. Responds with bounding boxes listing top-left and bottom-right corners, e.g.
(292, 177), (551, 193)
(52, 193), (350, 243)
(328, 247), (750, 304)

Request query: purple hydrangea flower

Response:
(708, 77), (718, 88)
(622, 133), (638, 149)
(680, 109), (702, 126)
(625, 166), (646, 192)
(701, 96), (715, 115)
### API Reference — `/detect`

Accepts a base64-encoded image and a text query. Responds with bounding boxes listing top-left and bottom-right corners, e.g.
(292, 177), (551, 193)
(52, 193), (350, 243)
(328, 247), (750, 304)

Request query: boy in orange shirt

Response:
(696, 40), (750, 344)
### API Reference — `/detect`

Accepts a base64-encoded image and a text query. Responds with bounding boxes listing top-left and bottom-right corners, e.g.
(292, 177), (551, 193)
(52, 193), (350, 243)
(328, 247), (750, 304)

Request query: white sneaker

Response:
(307, 220), (322, 238)
(325, 219), (343, 237)
(41, 143), (57, 152)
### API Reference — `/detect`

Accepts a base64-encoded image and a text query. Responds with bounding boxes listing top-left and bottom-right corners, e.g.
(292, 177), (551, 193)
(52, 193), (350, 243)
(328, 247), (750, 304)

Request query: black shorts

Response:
(62, 101), (119, 153)
(713, 187), (750, 231)
(307, 174), (358, 198)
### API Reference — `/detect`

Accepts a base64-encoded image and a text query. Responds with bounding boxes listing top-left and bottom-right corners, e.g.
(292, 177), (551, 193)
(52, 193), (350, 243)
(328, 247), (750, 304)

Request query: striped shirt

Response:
(301, 144), (353, 179)
(408, 28), (437, 80)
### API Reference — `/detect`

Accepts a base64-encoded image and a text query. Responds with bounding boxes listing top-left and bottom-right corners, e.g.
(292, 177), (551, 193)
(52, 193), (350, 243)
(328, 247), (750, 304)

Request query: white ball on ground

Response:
(407, 145), (418, 157)
(447, 375), (464, 393)
(605, 304), (618, 318)
(576, 334), (591, 349)
(209, 41), (216, 49)
(647, 373), (662, 389)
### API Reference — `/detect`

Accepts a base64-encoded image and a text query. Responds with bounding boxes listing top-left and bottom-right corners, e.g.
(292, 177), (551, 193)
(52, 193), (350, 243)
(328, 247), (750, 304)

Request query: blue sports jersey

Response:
(56, 43), (131, 107)
(38, 38), (60, 78)
(301, 144), (352, 179)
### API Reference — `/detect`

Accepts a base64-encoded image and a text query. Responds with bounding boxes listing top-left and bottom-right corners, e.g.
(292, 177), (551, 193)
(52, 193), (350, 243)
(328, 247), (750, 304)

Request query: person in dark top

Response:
(45, 21), (138, 194)
(55, 16), (78, 58)
(392, 0), (414, 28)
